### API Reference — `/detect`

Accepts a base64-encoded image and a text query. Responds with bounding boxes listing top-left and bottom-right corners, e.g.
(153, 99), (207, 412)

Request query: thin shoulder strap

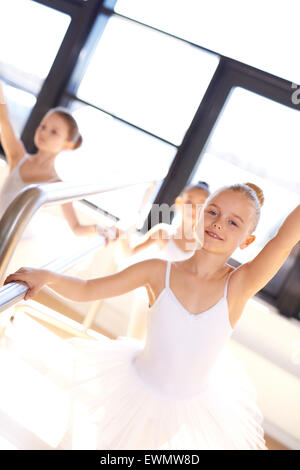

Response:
(14, 153), (29, 169)
(165, 261), (171, 289)
(224, 268), (235, 298)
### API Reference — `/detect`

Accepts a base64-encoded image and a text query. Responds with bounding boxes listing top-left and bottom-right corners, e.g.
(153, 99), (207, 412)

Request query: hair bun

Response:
(244, 182), (264, 207)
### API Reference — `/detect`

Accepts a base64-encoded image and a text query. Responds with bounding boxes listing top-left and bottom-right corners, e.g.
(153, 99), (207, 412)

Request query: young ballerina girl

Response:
(0, 81), (116, 242)
(120, 181), (210, 339)
(4, 182), (300, 450)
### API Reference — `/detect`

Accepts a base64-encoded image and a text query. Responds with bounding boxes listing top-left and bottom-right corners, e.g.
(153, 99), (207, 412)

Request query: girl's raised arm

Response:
(4, 258), (162, 302)
(239, 204), (300, 297)
(0, 81), (26, 169)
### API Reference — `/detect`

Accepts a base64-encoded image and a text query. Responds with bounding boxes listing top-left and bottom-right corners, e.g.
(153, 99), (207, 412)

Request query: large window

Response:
(112, 0), (300, 84)
(0, 0), (71, 135)
(0, 0), (70, 83)
(191, 87), (300, 263)
(76, 14), (219, 145)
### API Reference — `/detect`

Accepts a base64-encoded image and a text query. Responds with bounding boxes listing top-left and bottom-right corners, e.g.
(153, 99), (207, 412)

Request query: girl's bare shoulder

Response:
(140, 257), (167, 272)
(136, 258), (168, 285)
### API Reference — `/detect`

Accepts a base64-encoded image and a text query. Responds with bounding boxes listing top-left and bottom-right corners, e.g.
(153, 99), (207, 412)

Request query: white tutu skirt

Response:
(55, 335), (268, 451)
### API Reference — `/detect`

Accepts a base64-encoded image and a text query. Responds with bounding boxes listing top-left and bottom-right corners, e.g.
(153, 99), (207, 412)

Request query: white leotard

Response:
(0, 154), (58, 218)
(133, 261), (234, 396)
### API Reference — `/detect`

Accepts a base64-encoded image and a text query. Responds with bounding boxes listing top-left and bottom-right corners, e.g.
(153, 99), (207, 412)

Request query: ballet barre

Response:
(0, 178), (154, 284)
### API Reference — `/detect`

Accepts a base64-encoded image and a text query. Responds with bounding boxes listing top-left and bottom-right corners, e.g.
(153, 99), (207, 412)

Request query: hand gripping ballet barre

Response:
(0, 236), (105, 314)
(0, 236), (109, 344)
(0, 178), (155, 284)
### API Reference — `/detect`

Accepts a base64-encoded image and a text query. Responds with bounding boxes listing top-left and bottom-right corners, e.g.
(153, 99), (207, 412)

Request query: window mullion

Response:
(21, 0), (105, 151)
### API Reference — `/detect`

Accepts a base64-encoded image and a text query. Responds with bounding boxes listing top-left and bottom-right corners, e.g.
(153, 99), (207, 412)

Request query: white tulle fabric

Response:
(58, 261), (267, 450)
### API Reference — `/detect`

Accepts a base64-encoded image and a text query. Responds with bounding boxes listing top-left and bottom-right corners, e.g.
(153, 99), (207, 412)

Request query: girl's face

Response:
(196, 189), (256, 254)
(34, 113), (74, 154)
(176, 188), (209, 226)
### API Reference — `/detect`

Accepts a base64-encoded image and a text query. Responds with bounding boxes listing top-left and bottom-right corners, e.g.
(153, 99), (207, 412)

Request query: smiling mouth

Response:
(205, 230), (223, 240)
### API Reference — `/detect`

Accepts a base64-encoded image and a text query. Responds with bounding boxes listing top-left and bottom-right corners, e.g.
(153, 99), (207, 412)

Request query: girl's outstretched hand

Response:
(4, 267), (50, 300)
(96, 225), (122, 245)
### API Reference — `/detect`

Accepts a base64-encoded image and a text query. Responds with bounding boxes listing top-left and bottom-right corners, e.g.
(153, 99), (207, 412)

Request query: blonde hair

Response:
(46, 107), (82, 149)
(208, 182), (264, 233)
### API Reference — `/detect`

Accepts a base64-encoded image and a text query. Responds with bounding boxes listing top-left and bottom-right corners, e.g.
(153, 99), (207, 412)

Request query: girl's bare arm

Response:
(61, 202), (98, 237)
(0, 81), (26, 168)
(4, 258), (162, 302)
(238, 204), (300, 297)
(60, 198), (116, 242)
